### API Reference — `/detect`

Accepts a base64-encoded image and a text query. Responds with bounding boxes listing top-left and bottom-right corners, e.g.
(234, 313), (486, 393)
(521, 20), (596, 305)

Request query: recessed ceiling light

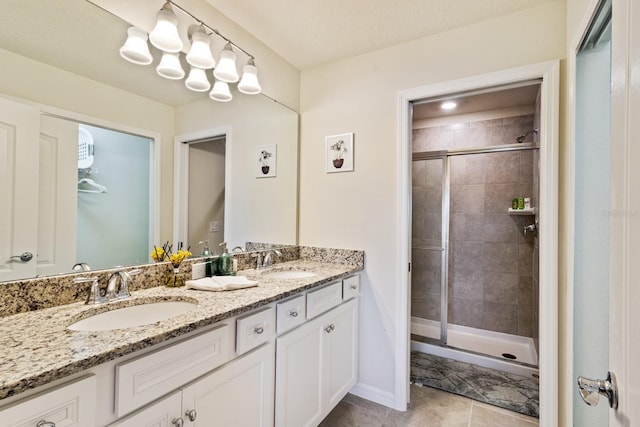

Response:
(441, 101), (457, 110)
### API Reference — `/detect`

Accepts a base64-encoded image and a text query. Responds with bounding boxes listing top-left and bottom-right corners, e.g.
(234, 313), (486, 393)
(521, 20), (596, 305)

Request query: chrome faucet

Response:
(73, 276), (104, 305)
(262, 249), (282, 268)
(107, 269), (141, 300)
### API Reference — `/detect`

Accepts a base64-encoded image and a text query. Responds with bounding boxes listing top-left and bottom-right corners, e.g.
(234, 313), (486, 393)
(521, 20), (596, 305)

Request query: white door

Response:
(37, 115), (78, 276)
(573, 0), (639, 424)
(0, 97), (39, 281)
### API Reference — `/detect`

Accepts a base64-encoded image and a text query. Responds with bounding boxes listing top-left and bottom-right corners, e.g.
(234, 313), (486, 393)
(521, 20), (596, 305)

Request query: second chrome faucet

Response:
(75, 268), (141, 305)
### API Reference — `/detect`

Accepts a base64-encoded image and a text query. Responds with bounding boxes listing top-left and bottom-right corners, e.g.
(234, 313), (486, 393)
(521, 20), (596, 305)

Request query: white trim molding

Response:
(396, 61), (560, 424)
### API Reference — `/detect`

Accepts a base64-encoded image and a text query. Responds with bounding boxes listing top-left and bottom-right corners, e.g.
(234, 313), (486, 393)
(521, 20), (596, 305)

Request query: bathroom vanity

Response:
(0, 255), (362, 427)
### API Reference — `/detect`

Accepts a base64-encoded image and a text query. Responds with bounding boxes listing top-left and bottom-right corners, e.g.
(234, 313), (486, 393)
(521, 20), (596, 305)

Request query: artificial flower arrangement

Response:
(151, 242), (192, 287)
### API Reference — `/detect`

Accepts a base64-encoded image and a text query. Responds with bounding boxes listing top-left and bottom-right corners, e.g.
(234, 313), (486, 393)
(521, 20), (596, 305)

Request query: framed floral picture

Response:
(326, 132), (354, 173)
(256, 144), (277, 178)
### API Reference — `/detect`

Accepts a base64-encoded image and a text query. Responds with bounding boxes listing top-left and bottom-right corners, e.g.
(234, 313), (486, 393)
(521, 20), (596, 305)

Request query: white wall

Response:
(175, 94), (299, 250)
(299, 1), (566, 407)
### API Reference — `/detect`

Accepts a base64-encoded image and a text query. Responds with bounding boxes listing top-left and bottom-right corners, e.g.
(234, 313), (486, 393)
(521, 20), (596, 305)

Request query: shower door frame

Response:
(396, 61), (559, 424)
(413, 144), (539, 347)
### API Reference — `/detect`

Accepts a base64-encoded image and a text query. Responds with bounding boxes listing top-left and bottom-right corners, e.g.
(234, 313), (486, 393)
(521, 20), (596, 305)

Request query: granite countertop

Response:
(0, 260), (361, 401)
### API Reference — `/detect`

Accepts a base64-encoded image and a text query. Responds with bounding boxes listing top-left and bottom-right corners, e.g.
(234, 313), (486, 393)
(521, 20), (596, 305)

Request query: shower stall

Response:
(410, 111), (540, 378)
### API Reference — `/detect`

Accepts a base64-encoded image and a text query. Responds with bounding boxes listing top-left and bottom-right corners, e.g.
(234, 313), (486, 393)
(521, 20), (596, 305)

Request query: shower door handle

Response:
(577, 371), (618, 409)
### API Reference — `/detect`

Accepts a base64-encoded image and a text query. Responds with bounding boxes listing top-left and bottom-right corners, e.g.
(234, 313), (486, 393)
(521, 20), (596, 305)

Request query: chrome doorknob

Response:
(577, 371), (618, 409)
(10, 251), (33, 262)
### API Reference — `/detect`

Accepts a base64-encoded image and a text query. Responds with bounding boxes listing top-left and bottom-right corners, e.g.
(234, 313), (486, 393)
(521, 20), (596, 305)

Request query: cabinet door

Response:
(181, 342), (275, 427)
(275, 315), (324, 427)
(0, 375), (96, 427)
(108, 391), (181, 427)
(324, 298), (358, 410)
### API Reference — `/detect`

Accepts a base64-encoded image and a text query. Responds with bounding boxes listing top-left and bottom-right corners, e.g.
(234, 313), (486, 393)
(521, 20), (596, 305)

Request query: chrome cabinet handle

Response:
(36, 421), (56, 427)
(289, 310), (298, 317)
(10, 251), (33, 262)
(172, 417), (184, 427)
(254, 326), (264, 334)
(185, 409), (197, 421)
(325, 324), (335, 333)
(350, 284), (357, 289)
(577, 371), (618, 409)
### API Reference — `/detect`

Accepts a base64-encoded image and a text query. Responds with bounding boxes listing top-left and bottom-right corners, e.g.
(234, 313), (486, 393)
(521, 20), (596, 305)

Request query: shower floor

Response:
(411, 316), (538, 366)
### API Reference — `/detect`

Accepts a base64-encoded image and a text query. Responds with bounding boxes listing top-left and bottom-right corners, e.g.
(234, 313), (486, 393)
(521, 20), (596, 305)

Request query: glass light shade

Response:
(213, 43), (239, 83)
(119, 26), (153, 65)
(209, 80), (232, 102)
(156, 52), (185, 80)
(149, 3), (183, 53)
(186, 28), (215, 69)
(185, 67), (211, 92)
(238, 61), (261, 95)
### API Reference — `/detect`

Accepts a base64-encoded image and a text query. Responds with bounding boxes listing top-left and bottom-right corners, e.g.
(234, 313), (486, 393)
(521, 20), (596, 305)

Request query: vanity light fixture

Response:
(441, 101), (457, 110)
(119, 0), (261, 102)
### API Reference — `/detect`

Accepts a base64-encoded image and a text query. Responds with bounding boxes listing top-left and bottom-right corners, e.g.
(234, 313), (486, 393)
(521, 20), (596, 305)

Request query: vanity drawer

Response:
(115, 323), (232, 417)
(0, 375), (96, 427)
(276, 294), (306, 334)
(343, 275), (360, 300)
(236, 307), (275, 355)
(306, 281), (342, 319)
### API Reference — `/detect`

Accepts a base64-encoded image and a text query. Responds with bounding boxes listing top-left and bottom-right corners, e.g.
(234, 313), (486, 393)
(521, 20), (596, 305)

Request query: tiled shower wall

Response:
(411, 114), (539, 339)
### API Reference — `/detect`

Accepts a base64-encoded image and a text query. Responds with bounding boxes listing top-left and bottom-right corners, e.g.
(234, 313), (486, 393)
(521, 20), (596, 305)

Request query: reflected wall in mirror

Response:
(0, 0), (299, 283)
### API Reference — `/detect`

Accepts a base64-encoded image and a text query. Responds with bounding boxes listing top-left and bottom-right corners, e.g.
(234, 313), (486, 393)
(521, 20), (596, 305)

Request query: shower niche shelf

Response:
(508, 208), (536, 215)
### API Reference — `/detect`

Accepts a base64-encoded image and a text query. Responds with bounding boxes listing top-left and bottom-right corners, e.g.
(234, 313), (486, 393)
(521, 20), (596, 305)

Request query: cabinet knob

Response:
(185, 409), (198, 421)
(37, 422), (56, 427)
(172, 417), (184, 427)
(254, 326), (264, 334)
(289, 310), (298, 317)
(325, 324), (335, 333)
(351, 284), (357, 290)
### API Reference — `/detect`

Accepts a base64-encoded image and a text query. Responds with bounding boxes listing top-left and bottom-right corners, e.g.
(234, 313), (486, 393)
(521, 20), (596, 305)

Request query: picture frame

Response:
(325, 132), (354, 173)
(256, 144), (277, 178)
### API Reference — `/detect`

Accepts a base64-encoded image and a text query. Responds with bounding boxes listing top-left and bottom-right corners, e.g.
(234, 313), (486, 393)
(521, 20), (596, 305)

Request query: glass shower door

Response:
(411, 156), (448, 343)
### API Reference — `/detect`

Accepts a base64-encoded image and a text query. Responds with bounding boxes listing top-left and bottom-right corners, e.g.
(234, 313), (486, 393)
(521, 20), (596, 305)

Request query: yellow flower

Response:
(151, 247), (166, 262)
(170, 250), (192, 266)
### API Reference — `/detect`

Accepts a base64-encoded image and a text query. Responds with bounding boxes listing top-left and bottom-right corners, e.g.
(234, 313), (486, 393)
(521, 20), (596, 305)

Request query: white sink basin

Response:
(68, 301), (197, 331)
(262, 270), (317, 279)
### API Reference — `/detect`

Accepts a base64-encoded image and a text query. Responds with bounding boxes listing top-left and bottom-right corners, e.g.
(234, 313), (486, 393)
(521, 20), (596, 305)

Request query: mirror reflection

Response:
(0, 0), (298, 282)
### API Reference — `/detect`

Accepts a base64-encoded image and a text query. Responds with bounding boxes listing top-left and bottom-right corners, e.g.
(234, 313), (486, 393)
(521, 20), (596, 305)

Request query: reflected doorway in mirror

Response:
(256, 144), (277, 178)
(326, 132), (354, 173)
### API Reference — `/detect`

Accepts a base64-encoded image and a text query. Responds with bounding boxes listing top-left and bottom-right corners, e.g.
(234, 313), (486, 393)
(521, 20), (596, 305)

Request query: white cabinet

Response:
(182, 342), (275, 427)
(0, 375), (96, 427)
(275, 298), (358, 427)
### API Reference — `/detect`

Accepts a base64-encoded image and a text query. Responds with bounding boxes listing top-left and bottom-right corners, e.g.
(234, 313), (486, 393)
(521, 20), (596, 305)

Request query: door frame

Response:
(396, 61), (560, 424)
(173, 126), (232, 245)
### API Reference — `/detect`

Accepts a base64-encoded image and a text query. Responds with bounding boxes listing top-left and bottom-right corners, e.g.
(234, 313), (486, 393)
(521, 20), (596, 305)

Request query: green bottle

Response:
(217, 242), (234, 276)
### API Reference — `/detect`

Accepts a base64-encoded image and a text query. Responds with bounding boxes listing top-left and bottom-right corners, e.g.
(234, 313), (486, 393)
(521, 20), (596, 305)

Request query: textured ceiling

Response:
(205, 0), (556, 69)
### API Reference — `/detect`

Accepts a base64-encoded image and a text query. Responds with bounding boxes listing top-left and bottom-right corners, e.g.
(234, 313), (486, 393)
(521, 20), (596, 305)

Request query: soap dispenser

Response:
(217, 242), (234, 276)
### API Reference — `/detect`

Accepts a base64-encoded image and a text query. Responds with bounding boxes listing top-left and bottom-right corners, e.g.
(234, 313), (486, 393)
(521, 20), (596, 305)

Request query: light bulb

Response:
(119, 26), (153, 65)
(213, 43), (239, 83)
(149, 2), (183, 53)
(238, 59), (261, 95)
(209, 79), (232, 102)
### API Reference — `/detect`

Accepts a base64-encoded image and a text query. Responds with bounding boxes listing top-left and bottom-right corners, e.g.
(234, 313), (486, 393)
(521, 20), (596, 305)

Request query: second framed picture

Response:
(326, 132), (354, 173)
(256, 144), (277, 178)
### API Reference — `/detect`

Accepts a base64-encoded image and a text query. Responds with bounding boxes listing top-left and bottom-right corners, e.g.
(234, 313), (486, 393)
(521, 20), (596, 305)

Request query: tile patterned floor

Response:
(410, 351), (539, 418)
(319, 386), (539, 427)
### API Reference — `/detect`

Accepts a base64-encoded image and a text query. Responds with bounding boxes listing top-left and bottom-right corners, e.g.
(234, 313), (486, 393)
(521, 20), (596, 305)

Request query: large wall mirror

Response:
(0, 0), (299, 282)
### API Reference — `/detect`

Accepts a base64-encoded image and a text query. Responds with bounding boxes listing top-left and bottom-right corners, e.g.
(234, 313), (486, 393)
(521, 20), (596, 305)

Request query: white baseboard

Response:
(349, 381), (401, 410)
